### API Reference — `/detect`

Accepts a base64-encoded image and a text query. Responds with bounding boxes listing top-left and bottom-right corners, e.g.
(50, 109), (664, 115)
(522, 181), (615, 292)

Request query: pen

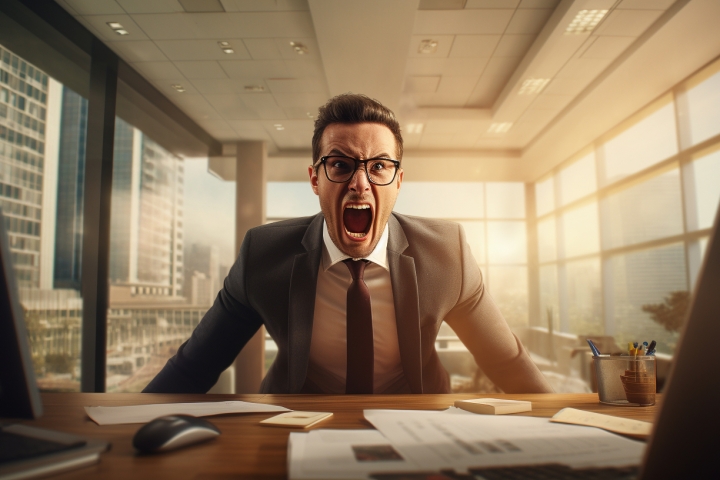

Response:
(586, 339), (602, 356)
(646, 340), (657, 356)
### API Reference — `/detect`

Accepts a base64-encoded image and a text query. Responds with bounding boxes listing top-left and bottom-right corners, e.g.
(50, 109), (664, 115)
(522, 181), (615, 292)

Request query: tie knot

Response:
(343, 259), (367, 280)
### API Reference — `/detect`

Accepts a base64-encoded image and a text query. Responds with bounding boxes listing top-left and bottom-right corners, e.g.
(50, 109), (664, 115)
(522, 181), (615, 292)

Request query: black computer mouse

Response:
(132, 415), (221, 453)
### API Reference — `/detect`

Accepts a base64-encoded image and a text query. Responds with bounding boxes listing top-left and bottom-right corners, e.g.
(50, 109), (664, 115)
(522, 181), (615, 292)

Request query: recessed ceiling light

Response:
(222, 48), (234, 54)
(218, 41), (231, 47)
(217, 41), (234, 54)
(418, 40), (438, 54)
(289, 41), (308, 55)
(307, 112), (315, 119)
(406, 123), (424, 134)
(171, 84), (185, 93)
(115, 29), (129, 36)
(565, 9), (608, 35)
(107, 22), (123, 29)
(518, 78), (550, 95)
(274, 124), (285, 131)
(487, 122), (513, 133)
(244, 85), (265, 92)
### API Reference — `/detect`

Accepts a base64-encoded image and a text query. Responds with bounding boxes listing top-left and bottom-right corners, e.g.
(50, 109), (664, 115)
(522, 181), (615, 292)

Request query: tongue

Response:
(343, 208), (371, 234)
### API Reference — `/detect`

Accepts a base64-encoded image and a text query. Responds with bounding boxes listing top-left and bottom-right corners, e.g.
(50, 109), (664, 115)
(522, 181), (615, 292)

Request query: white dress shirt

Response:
(305, 221), (408, 393)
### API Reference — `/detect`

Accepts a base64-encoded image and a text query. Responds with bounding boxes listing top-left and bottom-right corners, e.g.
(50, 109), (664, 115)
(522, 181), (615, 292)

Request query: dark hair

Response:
(311, 93), (403, 169)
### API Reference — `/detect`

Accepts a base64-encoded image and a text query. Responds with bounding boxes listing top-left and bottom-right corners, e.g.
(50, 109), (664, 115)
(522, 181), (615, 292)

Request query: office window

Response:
(0, 28), (90, 392)
(394, 182), (484, 219)
(537, 216), (556, 263)
(486, 182), (524, 219)
(561, 202), (599, 258)
(488, 265), (528, 329)
(565, 258), (602, 335)
(266, 181), (319, 219)
(535, 175), (554, 217)
(677, 59), (720, 148)
(601, 169), (683, 250)
(684, 147), (720, 231)
(600, 98), (678, 186)
(559, 152), (596, 206)
(487, 221), (527, 264)
(539, 265), (559, 331)
(457, 220), (485, 265)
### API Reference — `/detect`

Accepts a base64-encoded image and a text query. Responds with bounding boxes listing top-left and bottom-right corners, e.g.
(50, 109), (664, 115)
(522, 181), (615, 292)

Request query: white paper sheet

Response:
(289, 429), (421, 479)
(364, 409), (646, 472)
(85, 401), (290, 425)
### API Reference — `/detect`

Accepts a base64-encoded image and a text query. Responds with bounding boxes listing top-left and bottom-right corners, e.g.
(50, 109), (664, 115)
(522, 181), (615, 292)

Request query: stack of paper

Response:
(288, 408), (647, 479)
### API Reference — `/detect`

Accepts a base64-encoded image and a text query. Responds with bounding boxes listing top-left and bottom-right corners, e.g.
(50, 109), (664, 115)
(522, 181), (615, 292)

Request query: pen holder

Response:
(593, 356), (656, 406)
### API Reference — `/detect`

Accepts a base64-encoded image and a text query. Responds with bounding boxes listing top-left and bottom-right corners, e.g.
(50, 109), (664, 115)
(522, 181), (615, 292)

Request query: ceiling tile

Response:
(275, 38), (321, 61)
(465, 56), (519, 107)
(404, 76), (441, 93)
(594, 9), (664, 37)
(616, 0), (675, 9)
(107, 41), (168, 62)
(436, 76), (478, 97)
(465, 0), (520, 8)
(418, 0), (467, 9)
(405, 57), (490, 76)
(132, 61), (185, 79)
(581, 36), (635, 59)
(243, 38), (283, 59)
(449, 35), (500, 57)
(542, 76), (585, 96)
(219, 60), (290, 78)
(116, 0), (184, 13)
(530, 93), (572, 111)
(220, 0), (309, 12)
(266, 78), (326, 94)
(272, 93), (329, 109)
(284, 59), (324, 78)
(493, 34), (535, 57)
(237, 94), (287, 119)
(168, 94), (222, 119)
(504, 8), (554, 34)
(518, 0), (560, 8)
(131, 11), (315, 40)
(63, 0), (124, 15)
(226, 120), (272, 139)
(414, 10), (515, 35)
(204, 94), (261, 119)
(408, 35), (455, 58)
(190, 78), (267, 94)
(283, 107), (317, 119)
(155, 39), (251, 61)
(175, 61), (229, 79)
(80, 14), (149, 41)
(150, 78), (199, 95)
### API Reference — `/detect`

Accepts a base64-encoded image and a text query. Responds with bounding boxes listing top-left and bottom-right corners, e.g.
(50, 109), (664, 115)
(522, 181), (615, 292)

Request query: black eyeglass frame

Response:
(319, 155), (401, 186)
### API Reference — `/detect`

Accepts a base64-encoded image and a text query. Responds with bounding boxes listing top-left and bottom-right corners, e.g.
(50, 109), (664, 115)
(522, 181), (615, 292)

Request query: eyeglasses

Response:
(319, 155), (400, 186)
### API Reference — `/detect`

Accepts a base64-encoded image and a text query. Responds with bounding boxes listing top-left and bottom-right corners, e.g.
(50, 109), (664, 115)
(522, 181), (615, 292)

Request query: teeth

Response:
(345, 204), (370, 209)
(345, 229), (367, 238)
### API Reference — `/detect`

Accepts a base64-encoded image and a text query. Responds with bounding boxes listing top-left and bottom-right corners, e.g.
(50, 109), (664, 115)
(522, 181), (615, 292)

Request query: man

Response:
(144, 94), (552, 394)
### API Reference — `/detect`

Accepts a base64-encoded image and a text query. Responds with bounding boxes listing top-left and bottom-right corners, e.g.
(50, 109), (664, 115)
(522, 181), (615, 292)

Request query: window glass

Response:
(487, 266), (528, 329)
(458, 220), (485, 265)
(559, 152), (596, 206)
(535, 176), (554, 217)
(393, 182), (484, 218)
(561, 202), (599, 258)
(565, 258), (602, 335)
(681, 62), (720, 147)
(601, 169), (683, 250)
(485, 182), (525, 219)
(107, 121), (235, 392)
(487, 221), (527, 264)
(609, 244), (687, 356)
(537, 216), (556, 263)
(0, 41), (89, 392)
(539, 265), (559, 332)
(601, 101), (678, 185)
(685, 149), (720, 231)
(267, 181), (319, 219)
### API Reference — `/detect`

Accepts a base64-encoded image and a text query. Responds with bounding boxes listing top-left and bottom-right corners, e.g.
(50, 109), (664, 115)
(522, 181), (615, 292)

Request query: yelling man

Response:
(144, 94), (552, 394)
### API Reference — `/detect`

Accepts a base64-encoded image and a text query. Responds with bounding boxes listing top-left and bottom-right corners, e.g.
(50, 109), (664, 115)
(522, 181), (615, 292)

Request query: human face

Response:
(309, 122), (403, 259)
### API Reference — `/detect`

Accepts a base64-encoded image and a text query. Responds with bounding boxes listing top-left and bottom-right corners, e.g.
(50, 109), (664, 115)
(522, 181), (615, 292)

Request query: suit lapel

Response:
(287, 214), (324, 393)
(387, 215), (423, 393)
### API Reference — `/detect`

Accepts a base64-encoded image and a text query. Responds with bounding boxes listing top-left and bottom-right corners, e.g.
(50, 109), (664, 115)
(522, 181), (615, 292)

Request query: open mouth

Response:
(343, 204), (372, 239)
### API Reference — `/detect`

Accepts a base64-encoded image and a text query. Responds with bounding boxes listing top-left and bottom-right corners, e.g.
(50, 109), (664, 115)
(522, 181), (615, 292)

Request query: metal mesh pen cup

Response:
(593, 355), (656, 406)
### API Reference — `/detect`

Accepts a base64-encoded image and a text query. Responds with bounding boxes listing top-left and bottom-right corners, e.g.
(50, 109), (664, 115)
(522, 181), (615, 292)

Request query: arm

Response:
(143, 232), (263, 393)
(444, 226), (553, 394)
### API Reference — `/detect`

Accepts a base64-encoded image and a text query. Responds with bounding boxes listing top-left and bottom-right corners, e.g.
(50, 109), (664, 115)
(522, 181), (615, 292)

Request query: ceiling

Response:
(55, 0), (720, 181)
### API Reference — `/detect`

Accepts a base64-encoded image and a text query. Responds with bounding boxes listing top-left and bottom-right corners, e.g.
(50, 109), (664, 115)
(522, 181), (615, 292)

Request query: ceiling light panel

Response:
(155, 40), (251, 61)
(405, 123), (425, 134)
(487, 122), (513, 133)
(564, 10), (608, 35)
(409, 35), (454, 58)
(289, 41), (309, 55)
(178, 0), (225, 13)
(518, 78), (550, 95)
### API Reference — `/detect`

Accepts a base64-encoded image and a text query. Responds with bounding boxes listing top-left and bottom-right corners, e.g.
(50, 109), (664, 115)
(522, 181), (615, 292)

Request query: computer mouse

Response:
(132, 415), (220, 453)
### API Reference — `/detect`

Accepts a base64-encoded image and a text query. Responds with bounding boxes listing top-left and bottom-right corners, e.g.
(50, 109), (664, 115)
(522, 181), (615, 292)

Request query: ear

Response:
(396, 168), (404, 192)
(309, 165), (319, 196)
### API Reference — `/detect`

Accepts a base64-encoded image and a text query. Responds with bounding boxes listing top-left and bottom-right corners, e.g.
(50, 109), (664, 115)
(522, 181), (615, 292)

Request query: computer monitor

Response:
(0, 208), (43, 419)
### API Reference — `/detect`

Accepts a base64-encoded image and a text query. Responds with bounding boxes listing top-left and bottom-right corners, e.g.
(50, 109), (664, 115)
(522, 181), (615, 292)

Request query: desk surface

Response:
(16, 393), (657, 479)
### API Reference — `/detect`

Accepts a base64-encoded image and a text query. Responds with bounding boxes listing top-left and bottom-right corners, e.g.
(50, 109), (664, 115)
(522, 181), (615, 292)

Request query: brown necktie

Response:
(343, 259), (374, 394)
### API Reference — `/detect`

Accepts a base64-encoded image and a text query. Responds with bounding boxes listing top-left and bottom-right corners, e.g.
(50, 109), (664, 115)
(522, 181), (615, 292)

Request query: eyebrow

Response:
(325, 149), (394, 159)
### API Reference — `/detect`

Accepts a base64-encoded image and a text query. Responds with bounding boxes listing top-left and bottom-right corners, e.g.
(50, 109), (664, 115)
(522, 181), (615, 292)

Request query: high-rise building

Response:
(0, 44), (49, 289)
(109, 119), (184, 297)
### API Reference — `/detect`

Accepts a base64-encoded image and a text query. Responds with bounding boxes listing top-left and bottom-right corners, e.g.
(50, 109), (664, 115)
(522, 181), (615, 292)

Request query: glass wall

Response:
(535, 57), (720, 378)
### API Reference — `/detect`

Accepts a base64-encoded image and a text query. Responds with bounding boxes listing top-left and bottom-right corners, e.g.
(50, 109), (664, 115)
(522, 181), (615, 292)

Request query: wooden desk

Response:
(16, 393), (657, 479)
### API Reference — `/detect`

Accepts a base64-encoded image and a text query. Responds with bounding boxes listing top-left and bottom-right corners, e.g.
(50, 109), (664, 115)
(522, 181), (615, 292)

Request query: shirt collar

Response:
(322, 220), (389, 271)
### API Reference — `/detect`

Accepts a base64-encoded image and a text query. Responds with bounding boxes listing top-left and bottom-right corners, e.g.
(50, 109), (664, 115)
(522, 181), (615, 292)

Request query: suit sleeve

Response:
(443, 224), (553, 394)
(143, 231), (264, 393)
